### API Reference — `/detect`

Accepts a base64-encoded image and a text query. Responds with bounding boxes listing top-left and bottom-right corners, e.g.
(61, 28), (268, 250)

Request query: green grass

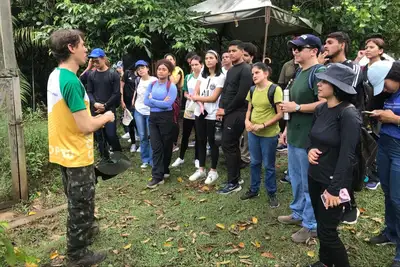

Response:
(7, 140), (395, 267)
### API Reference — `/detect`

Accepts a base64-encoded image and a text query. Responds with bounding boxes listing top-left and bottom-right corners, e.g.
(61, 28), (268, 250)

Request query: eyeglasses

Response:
(292, 45), (314, 52)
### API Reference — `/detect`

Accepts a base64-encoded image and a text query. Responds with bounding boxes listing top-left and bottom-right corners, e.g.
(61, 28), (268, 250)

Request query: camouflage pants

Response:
(60, 165), (96, 260)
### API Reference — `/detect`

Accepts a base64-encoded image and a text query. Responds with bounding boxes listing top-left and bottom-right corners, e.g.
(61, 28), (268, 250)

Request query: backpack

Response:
(337, 104), (377, 192)
(295, 64), (324, 90)
(150, 80), (180, 124)
(249, 84), (278, 115)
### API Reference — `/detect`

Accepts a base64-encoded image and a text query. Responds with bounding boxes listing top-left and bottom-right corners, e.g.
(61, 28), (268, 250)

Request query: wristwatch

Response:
(295, 104), (301, 112)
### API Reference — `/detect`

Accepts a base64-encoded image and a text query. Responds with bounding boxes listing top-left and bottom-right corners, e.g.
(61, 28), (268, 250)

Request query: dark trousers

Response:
(61, 165), (96, 260)
(309, 177), (350, 267)
(150, 111), (174, 181)
(195, 117), (218, 169)
(180, 118), (198, 160)
(222, 110), (246, 184)
(173, 121), (180, 145)
(128, 107), (137, 142)
(94, 121), (122, 158)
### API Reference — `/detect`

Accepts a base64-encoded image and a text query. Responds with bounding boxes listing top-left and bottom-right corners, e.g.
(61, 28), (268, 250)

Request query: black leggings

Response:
(309, 177), (350, 267)
(195, 116), (218, 169)
(179, 118), (198, 160)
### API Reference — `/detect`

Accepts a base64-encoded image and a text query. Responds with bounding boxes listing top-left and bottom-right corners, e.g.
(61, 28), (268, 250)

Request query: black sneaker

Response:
(240, 190), (259, 200)
(276, 144), (288, 152)
(342, 207), (360, 225)
(369, 233), (395, 246)
(269, 195), (280, 208)
(240, 160), (249, 169)
(217, 183), (242, 195)
(280, 176), (290, 184)
(391, 261), (400, 267)
(307, 262), (327, 267)
(67, 250), (107, 267)
(147, 178), (164, 189)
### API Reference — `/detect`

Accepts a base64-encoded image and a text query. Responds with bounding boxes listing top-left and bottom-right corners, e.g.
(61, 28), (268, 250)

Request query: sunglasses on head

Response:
(292, 45), (315, 52)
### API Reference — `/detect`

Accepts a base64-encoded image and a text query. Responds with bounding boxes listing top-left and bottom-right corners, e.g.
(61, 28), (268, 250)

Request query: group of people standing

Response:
(46, 27), (400, 267)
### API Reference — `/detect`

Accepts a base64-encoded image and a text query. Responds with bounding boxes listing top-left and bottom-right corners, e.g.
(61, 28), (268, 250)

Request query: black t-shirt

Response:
(122, 70), (139, 106)
(308, 102), (362, 196)
(87, 69), (121, 109)
(340, 60), (365, 110)
(219, 62), (253, 115)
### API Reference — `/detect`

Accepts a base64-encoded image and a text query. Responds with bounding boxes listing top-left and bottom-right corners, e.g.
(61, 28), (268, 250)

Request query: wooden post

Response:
(262, 6), (271, 63)
(0, 0), (28, 201)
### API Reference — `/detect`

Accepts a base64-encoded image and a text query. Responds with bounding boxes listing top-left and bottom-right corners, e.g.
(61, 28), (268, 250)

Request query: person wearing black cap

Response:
(307, 63), (361, 267)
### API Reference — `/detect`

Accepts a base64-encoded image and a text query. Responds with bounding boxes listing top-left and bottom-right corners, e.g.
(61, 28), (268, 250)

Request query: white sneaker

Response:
(121, 132), (130, 139)
(189, 170), (206, 182)
(194, 159), (200, 169)
(205, 170), (219, 185)
(141, 163), (149, 169)
(127, 139), (132, 143)
(130, 144), (137, 153)
(173, 146), (180, 152)
(171, 158), (185, 168)
(188, 141), (196, 148)
(136, 147), (141, 153)
(164, 174), (170, 179)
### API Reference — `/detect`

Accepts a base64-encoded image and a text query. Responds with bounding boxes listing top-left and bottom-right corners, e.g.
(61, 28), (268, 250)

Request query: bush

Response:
(0, 108), (53, 202)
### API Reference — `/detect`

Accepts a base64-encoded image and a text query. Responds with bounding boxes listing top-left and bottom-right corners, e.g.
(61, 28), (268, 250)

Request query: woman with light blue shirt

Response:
(367, 60), (400, 267)
(144, 59), (177, 189)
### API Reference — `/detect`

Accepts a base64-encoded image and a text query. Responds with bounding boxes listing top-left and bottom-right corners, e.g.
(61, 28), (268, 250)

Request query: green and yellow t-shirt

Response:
(246, 83), (283, 137)
(47, 68), (94, 168)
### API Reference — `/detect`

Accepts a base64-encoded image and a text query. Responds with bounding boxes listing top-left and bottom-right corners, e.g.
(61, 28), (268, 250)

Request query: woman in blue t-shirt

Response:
(368, 60), (400, 267)
(144, 59), (177, 189)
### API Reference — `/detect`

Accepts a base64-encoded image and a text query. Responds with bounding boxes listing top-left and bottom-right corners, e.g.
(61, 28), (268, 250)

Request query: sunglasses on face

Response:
(292, 45), (314, 52)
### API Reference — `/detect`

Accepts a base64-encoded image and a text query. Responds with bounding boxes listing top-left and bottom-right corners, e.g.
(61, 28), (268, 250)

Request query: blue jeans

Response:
(248, 132), (278, 196)
(288, 144), (316, 230)
(377, 134), (400, 261)
(134, 110), (152, 165)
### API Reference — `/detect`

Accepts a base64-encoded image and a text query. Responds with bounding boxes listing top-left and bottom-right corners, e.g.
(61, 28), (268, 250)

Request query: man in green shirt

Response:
(48, 29), (115, 266)
(278, 34), (326, 243)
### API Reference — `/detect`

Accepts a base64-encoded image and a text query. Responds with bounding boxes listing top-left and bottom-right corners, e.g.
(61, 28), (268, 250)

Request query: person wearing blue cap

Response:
(278, 34), (326, 243)
(133, 60), (157, 168)
(367, 60), (400, 267)
(87, 48), (122, 158)
(306, 63), (361, 267)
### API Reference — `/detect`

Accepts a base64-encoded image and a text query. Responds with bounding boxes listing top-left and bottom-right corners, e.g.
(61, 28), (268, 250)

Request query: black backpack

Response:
(249, 84), (278, 116)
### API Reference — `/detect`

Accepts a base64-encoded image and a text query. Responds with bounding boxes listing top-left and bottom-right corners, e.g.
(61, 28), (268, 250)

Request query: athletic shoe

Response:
(141, 163), (149, 169)
(276, 144), (288, 152)
(280, 176), (291, 184)
(365, 182), (380, 190)
(291, 227), (317, 243)
(189, 170), (206, 182)
(188, 141), (196, 148)
(269, 195), (280, 208)
(239, 179), (244, 185)
(342, 208), (360, 225)
(127, 139), (132, 143)
(369, 233), (395, 246)
(217, 183), (242, 195)
(240, 190), (259, 200)
(172, 145), (180, 152)
(171, 158), (185, 168)
(277, 215), (302, 225)
(308, 262), (327, 267)
(136, 147), (141, 153)
(67, 251), (106, 267)
(205, 170), (219, 185)
(194, 159), (200, 169)
(130, 144), (137, 153)
(164, 173), (170, 179)
(284, 170), (288, 175)
(121, 132), (130, 139)
(147, 178), (164, 189)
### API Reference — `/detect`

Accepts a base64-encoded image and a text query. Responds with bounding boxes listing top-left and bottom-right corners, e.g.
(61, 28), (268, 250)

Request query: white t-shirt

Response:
(183, 74), (200, 120)
(135, 76), (158, 115)
(194, 73), (225, 120)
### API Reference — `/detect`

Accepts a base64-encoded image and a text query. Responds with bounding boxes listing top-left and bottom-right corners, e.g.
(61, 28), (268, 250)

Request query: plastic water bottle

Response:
(283, 79), (293, 121)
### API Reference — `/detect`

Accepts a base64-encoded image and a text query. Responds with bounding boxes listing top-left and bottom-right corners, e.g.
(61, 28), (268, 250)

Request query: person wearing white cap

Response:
(367, 60), (400, 267)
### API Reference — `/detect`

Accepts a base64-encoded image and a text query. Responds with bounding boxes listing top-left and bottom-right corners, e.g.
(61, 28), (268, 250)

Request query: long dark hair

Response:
(333, 85), (356, 105)
(202, 51), (222, 78)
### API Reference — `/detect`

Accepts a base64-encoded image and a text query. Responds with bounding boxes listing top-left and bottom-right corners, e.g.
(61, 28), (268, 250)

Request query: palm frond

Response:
(18, 71), (31, 105)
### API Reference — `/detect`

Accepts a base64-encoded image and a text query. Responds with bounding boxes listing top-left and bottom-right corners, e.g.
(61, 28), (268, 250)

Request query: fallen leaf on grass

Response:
(307, 251), (315, 258)
(112, 250), (119, 255)
(261, 252), (274, 259)
(124, 243), (132, 250)
(143, 199), (156, 207)
(238, 242), (245, 248)
(49, 251), (59, 260)
(201, 185), (210, 192)
(199, 199), (207, 203)
(166, 237), (174, 242)
(371, 217), (383, 224)
(216, 223), (225, 230)
(28, 211), (36, 216)
(239, 255), (250, 259)
(239, 259), (252, 265)
(216, 260), (231, 266)
(252, 217), (258, 224)
(141, 238), (150, 244)
(25, 263), (38, 267)
(199, 216), (207, 220)
(178, 248), (186, 252)
(251, 240), (261, 248)
(372, 229), (380, 234)
(121, 233), (129, 237)
(177, 177), (183, 183)
(164, 242), (173, 247)
(224, 248), (239, 254)
(359, 207), (366, 213)
(239, 226), (246, 231)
